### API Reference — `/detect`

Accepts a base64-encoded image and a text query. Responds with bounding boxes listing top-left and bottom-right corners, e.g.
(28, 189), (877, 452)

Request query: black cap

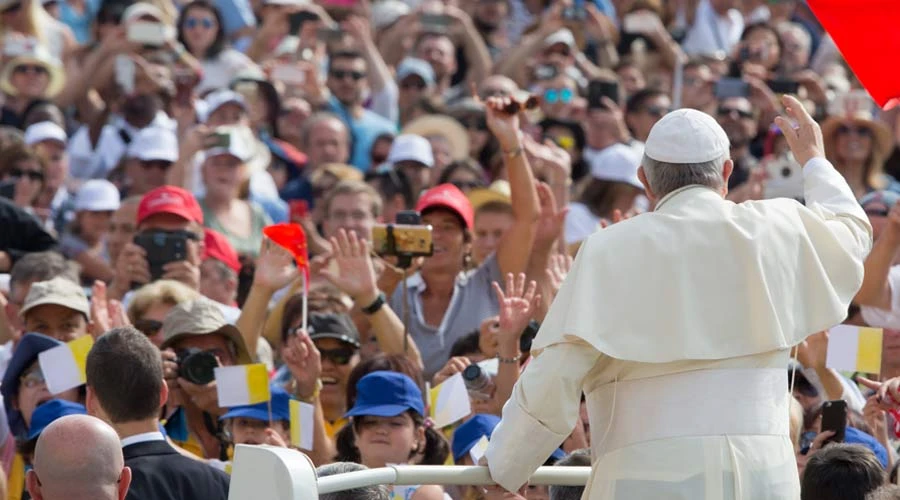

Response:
(308, 313), (361, 348)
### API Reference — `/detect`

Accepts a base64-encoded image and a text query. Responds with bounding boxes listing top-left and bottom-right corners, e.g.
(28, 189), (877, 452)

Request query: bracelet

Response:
(293, 378), (322, 403)
(497, 353), (521, 364)
(360, 292), (387, 315)
(503, 144), (524, 159)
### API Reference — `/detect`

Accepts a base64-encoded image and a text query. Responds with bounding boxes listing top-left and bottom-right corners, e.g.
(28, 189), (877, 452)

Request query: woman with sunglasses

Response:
(0, 144), (45, 213)
(127, 280), (202, 346)
(177, 0), (257, 94)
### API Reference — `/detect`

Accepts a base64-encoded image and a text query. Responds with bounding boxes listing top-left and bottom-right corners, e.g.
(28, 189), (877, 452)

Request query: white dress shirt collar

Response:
(121, 431), (166, 448)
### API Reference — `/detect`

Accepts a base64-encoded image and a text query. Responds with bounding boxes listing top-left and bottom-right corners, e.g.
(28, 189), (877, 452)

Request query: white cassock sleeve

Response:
(485, 340), (601, 492)
(802, 157), (873, 260)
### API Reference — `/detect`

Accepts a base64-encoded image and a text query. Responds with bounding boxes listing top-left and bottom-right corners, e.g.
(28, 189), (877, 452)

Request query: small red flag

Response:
(263, 223), (310, 290)
(807, 0), (900, 108)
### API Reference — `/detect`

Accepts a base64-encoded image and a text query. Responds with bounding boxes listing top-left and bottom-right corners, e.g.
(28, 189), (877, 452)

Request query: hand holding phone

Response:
(127, 21), (173, 46)
(820, 400), (848, 445)
(272, 64), (306, 85)
(115, 55), (136, 95)
(715, 77), (750, 99)
(588, 80), (620, 109)
(623, 11), (659, 34)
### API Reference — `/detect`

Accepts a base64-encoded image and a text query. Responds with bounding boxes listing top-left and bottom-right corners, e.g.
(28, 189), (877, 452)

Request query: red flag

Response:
(806, 0), (900, 108)
(263, 223), (310, 290)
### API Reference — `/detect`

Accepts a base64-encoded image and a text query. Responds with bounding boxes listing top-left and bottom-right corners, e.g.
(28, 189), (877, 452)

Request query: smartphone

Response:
(533, 64), (558, 81)
(371, 224), (434, 257)
(420, 13), (453, 32)
(767, 79), (800, 95)
(115, 55), (136, 95)
(563, 0), (585, 21)
(132, 230), (190, 283)
(3, 34), (37, 57)
(127, 21), (171, 46)
(395, 210), (422, 225)
(316, 27), (344, 43)
(208, 131), (231, 149)
(289, 200), (309, 222)
(272, 64), (306, 85)
(519, 320), (540, 353)
(820, 400), (848, 444)
(288, 11), (319, 33)
(623, 11), (658, 34)
(763, 153), (804, 202)
(715, 77), (750, 99)
(587, 80), (620, 109)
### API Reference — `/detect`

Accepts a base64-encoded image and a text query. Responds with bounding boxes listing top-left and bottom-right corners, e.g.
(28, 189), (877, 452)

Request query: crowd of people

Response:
(0, 0), (899, 498)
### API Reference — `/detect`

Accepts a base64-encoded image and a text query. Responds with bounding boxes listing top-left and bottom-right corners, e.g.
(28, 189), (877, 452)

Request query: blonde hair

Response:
(0, 0), (53, 51)
(789, 395), (803, 452)
(127, 280), (200, 323)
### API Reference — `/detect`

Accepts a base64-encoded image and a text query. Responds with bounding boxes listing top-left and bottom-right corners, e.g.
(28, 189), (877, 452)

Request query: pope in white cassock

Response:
(483, 95), (873, 499)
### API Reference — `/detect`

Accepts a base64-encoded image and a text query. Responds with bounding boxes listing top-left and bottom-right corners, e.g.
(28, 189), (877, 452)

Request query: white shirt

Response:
(681, 0), (745, 56)
(121, 431), (166, 448)
(861, 266), (900, 328)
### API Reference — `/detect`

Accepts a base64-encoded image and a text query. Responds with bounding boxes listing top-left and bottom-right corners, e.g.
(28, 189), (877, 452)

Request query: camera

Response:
(371, 210), (433, 258)
(462, 364), (494, 401)
(176, 348), (219, 385)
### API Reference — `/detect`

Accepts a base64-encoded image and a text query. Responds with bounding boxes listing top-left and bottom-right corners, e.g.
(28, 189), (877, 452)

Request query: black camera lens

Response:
(781, 167), (792, 179)
(178, 349), (218, 385)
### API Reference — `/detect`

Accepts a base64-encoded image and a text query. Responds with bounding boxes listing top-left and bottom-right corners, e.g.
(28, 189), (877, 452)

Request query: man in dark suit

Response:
(85, 327), (230, 500)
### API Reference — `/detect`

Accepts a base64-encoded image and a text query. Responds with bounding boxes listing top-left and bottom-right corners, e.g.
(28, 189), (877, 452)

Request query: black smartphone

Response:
(588, 80), (620, 109)
(715, 77), (750, 99)
(767, 78), (800, 95)
(289, 11), (319, 33)
(132, 230), (190, 283)
(519, 320), (540, 353)
(820, 400), (848, 444)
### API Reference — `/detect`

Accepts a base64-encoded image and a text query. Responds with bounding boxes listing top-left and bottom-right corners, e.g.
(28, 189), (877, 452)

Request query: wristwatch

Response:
(361, 292), (387, 315)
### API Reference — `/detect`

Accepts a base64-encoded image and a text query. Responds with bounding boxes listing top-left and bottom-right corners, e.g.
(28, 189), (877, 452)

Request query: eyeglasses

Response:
(185, 17), (214, 29)
(330, 70), (366, 81)
(13, 64), (47, 75)
(643, 106), (672, 118)
(1, 2), (21, 14)
(9, 168), (43, 182)
(543, 88), (574, 105)
(718, 106), (754, 119)
(319, 347), (356, 365)
(837, 124), (873, 138)
(20, 368), (45, 389)
(139, 160), (174, 171)
(134, 319), (163, 337)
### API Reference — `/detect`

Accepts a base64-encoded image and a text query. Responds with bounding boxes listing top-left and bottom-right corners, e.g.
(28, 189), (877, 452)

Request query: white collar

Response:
(121, 431), (166, 448)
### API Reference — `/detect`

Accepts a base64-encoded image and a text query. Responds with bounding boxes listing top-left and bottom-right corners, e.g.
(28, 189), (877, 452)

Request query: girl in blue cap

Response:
(341, 371), (449, 500)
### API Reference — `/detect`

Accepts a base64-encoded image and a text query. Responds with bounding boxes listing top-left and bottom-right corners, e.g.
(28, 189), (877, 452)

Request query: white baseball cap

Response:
(127, 127), (179, 163)
(543, 29), (576, 50)
(74, 179), (121, 212)
(644, 109), (730, 164)
(24, 121), (66, 146)
(122, 2), (166, 22)
(589, 143), (643, 189)
(201, 90), (247, 124)
(387, 134), (434, 168)
(201, 128), (254, 163)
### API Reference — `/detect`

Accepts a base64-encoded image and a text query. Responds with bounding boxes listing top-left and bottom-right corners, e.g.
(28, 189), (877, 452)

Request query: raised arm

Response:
(854, 204), (900, 309)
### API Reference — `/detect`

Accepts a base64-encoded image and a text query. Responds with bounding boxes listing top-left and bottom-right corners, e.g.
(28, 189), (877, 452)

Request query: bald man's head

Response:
(27, 415), (131, 500)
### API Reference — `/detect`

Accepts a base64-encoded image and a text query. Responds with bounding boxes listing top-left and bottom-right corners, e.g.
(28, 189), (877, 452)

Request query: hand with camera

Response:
(484, 96), (525, 153)
(161, 347), (184, 408)
(433, 356), (472, 387)
(796, 430), (836, 477)
(161, 259), (201, 291)
(110, 242), (151, 300)
(320, 229), (381, 307)
(282, 328), (322, 401)
(492, 273), (540, 359)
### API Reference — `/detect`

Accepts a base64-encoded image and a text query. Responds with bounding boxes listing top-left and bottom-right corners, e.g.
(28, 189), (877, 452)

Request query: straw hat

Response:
(821, 92), (893, 160)
(402, 114), (470, 161)
(0, 46), (65, 98)
(468, 180), (511, 212)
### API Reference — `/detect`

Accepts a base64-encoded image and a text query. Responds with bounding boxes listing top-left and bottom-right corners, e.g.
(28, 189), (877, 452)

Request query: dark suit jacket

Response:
(123, 440), (230, 500)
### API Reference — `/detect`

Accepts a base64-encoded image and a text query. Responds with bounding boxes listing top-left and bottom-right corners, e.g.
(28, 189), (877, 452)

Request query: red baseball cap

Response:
(137, 186), (204, 226)
(203, 229), (241, 273)
(415, 184), (474, 229)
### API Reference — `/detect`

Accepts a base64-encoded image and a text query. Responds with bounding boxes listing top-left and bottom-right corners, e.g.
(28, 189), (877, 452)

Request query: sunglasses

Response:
(319, 347), (356, 365)
(451, 180), (483, 191)
(718, 107), (754, 119)
(139, 160), (173, 171)
(837, 124), (873, 138)
(134, 319), (163, 337)
(9, 168), (43, 181)
(543, 87), (574, 105)
(643, 106), (672, 118)
(13, 64), (48, 75)
(331, 70), (366, 81)
(185, 17), (214, 29)
(1, 2), (21, 14)
(400, 79), (427, 90)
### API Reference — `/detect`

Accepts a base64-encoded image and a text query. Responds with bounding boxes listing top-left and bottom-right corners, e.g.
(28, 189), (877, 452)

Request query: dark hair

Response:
(21, 100), (65, 129)
(9, 251), (77, 298)
(801, 444), (885, 500)
(177, 0), (227, 59)
(449, 331), (481, 358)
(365, 169), (415, 211)
(86, 327), (164, 423)
(318, 463), (390, 500)
(549, 449), (591, 500)
(344, 354), (426, 410)
(577, 179), (641, 218)
(328, 51), (366, 74)
(438, 160), (486, 186)
(280, 286), (349, 343)
(336, 410), (450, 466)
(729, 22), (785, 76)
(624, 88), (668, 115)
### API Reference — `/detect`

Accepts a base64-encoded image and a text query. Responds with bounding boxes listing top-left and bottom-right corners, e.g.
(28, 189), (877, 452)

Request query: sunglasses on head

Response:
(14, 64), (47, 75)
(543, 87), (574, 105)
(185, 17), (214, 29)
(718, 106), (754, 119)
(331, 70), (366, 81)
(9, 168), (43, 181)
(134, 319), (163, 337)
(837, 124), (873, 137)
(318, 347), (356, 365)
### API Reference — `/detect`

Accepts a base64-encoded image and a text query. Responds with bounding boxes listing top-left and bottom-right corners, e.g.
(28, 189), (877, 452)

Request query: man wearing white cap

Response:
(387, 135), (434, 198)
(484, 96), (872, 498)
(123, 127), (179, 196)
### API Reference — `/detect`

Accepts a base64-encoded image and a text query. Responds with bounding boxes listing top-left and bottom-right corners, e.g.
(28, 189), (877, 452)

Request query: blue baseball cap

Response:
(345, 371), (425, 418)
(27, 399), (87, 441)
(2, 333), (65, 437)
(845, 426), (889, 468)
(220, 385), (291, 423)
(549, 448), (566, 462)
(452, 414), (500, 462)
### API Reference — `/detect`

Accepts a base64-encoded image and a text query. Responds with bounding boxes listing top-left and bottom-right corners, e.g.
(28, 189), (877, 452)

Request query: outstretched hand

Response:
(774, 94), (824, 167)
(492, 273), (540, 343)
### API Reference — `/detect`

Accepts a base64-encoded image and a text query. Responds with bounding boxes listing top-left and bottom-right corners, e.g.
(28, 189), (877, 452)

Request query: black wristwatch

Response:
(361, 292), (387, 315)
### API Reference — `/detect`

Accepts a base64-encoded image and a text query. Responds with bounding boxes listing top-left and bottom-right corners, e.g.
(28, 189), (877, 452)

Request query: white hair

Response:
(641, 154), (727, 198)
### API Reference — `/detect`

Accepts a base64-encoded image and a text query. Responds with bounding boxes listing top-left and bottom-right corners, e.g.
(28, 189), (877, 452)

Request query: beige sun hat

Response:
(0, 45), (66, 98)
(160, 297), (253, 365)
(19, 277), (90, 319)
(402, 114), (470, 161)
(821, 90), (893, 160)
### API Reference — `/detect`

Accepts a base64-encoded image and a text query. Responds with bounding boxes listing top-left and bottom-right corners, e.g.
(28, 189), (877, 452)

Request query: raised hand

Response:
(254, 239), (300, 292)
(319, 229), (379, 305)
(600, 209), (633, 228)
(774, 94), (824, 167)
(794, 331), (828, 370)
(492, 273), (540, 344)
(484, 96), (524, 152)
(90, 280), (112, 338)
(859, 376), (900, 411)
(546, 253), (573, 298)
(432, 356), (472, 386)
(533, 183), (568, 248)
(282, 329), (322, 400)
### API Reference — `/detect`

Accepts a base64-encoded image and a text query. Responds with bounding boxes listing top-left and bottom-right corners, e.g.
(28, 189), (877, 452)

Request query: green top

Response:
(200, 199), (272, 258)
